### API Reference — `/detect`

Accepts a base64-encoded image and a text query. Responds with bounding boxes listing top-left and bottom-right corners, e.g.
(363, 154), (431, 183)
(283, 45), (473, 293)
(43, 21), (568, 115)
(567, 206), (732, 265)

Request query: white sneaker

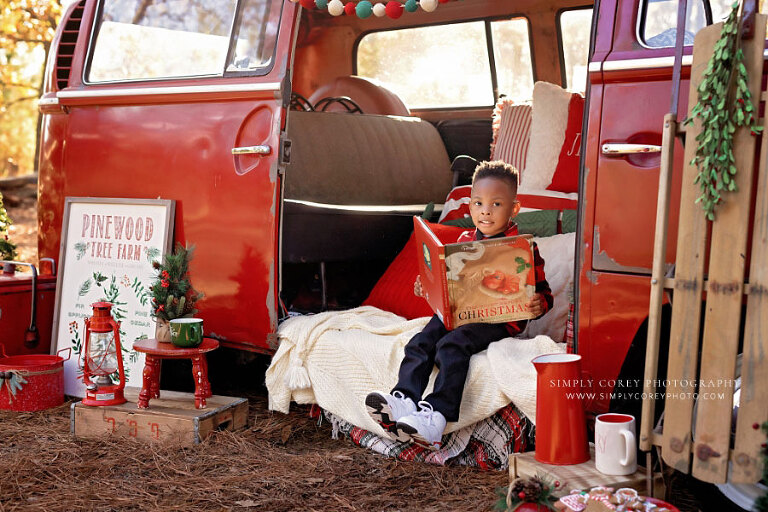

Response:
(396, 401), (447, 450)
(365, 391), (416, 442)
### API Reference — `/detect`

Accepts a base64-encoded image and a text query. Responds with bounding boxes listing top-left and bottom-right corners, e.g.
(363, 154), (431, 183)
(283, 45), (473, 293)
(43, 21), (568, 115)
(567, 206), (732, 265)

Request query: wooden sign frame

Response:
(51, 197), (175, 397)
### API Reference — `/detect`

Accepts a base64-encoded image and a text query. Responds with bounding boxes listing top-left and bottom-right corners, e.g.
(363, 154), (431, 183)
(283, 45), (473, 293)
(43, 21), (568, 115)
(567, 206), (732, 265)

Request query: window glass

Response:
(357, 22), (494, 109)
(641, 0), (732, 48)
(89, 0), (277, 82)
(228, 0), (279, 73)
(559, 9), (593, 94)
(491, 18), (534, 101)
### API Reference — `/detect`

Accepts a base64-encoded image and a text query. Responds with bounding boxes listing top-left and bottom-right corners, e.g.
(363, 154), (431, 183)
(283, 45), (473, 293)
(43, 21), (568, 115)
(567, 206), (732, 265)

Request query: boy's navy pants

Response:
(392, 314), (510, 422)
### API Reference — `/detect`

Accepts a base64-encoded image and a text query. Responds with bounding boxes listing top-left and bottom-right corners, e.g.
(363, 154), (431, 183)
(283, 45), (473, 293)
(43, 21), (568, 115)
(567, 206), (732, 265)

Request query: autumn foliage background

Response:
(1, 0), (66, 178)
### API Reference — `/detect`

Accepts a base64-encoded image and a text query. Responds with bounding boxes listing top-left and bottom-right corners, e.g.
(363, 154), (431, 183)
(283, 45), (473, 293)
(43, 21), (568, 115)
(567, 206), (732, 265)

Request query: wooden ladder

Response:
(639, 12), (768, 484)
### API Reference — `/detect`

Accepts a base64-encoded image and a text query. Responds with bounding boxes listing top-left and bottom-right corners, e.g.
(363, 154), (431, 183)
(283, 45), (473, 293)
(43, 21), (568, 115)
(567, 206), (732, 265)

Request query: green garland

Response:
(149, 243), (204, 322)
(685, 1), (762, 221)
(0, 191), (17, 261)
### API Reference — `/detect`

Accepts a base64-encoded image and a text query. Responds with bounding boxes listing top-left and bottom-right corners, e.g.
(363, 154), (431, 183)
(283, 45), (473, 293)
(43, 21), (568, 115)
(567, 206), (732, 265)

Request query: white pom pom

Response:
(373, 2), (386, 16)
(328, 0), (344, 15)
(420, 0), (438, 12)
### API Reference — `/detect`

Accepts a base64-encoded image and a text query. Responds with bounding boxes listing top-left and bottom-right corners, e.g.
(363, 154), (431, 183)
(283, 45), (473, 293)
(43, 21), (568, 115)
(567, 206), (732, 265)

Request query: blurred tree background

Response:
(0, 0), (64, 178)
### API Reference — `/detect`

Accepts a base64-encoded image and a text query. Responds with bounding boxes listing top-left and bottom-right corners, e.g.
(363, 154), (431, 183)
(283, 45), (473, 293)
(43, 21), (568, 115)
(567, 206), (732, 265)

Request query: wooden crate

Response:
(510, 445), (664, 498)
(71, 388), (248, 444)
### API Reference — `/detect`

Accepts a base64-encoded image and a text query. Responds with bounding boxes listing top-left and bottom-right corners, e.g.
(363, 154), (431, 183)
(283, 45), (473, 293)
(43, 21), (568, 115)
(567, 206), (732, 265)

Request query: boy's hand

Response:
(527, 293), (544, 317)
(414, 275), (424, 297)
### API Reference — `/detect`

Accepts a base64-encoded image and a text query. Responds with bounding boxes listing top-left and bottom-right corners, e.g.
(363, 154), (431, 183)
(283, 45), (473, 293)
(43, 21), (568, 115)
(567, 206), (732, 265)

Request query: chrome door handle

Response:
(231, 145), (271, 155)
(602, 143), (662, 155)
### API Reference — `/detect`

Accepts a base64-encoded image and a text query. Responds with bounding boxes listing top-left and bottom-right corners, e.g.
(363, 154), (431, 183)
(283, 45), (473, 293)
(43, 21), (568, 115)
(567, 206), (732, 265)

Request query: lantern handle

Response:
(57, 347), (72, 362)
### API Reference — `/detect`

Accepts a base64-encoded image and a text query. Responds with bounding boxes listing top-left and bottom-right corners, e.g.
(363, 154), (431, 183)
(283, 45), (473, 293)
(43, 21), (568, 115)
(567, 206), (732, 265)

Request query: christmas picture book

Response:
(414, 216), (537, 330)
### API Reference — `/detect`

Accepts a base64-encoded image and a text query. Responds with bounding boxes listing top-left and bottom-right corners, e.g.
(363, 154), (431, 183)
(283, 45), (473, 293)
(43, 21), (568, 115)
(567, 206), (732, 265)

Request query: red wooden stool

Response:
(133, 338), (219, 409)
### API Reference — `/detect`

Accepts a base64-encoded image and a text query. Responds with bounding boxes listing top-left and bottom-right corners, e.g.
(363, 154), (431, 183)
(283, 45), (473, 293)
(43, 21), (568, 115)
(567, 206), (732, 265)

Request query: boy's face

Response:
(469, 177), (520, 237)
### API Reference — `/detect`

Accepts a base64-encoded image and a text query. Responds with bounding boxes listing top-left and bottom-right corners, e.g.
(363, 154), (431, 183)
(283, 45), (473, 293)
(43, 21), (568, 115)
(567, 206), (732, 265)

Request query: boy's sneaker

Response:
(365, 391), (416, 442)
(396, 401), (447, 451)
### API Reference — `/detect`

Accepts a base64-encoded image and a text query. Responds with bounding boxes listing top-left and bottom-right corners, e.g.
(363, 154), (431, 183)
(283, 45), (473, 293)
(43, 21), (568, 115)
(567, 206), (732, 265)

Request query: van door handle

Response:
(602, 143), (662, 155)
(231, 145), (272, 155)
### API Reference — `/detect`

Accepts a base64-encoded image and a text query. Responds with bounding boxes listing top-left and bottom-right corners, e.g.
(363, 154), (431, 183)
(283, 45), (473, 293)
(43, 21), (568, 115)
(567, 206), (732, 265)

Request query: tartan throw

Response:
(322, 402), (535, 469)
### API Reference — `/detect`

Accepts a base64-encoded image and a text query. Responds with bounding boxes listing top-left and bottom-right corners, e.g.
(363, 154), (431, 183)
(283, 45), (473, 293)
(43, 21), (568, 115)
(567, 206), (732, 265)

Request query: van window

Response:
(88, 0), (277, 82)
(357, 18), (533, 109)
(558, 8), (592, 94)
(640, 0), (732, 48)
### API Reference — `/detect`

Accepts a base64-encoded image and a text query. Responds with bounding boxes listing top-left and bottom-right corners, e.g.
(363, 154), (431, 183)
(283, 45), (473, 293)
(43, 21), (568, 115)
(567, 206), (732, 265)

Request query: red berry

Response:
(518, 491), (526, 499)
(754, 422), (760, 430)
(555, 480), (561, 487)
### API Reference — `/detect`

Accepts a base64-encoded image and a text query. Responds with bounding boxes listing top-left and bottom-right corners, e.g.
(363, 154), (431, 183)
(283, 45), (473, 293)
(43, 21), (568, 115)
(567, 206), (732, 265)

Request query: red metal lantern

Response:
(82, 302), (126, 406)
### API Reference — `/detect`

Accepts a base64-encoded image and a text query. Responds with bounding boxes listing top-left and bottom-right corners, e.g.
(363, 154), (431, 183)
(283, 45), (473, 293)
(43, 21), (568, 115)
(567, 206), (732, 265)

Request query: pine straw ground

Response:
(0, 392), (508, 512)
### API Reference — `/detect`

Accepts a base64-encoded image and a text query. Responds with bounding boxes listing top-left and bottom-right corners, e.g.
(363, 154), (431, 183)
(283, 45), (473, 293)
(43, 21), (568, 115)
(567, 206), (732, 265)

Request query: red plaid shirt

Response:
(457, 222), (553, 336)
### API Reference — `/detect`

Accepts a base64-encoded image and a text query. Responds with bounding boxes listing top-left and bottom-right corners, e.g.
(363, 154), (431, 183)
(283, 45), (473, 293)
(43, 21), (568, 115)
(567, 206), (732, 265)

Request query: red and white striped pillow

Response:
(490, 100), (532, 177)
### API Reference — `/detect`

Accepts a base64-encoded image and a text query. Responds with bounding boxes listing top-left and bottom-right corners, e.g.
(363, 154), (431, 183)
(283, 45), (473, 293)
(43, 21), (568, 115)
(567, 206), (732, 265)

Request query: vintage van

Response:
(23, 0), (762, 506)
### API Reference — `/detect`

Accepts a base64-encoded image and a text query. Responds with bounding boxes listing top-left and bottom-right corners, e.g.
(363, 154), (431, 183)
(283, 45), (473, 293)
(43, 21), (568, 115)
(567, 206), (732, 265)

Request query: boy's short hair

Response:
(472, 160), (519, 196)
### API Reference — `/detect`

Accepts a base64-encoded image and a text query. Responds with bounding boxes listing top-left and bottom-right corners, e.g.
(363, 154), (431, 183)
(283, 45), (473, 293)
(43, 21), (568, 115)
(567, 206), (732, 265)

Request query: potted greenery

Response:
(0, 192), (17, 273)
(150, 243), (204, 342)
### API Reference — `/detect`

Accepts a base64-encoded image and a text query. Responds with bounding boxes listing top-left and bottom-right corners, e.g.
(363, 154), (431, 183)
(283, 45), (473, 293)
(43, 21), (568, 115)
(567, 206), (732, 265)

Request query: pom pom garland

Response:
(385, 0), (403, 18)
(356, 0), (373, 17)
(301, 0), (456, 19)
(328, 0), (344, 15)
(420, 0), (438, 12)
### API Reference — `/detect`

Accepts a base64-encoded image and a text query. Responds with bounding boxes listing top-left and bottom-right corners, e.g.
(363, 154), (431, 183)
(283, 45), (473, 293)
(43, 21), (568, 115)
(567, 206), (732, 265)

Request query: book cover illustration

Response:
(444, 236), (536, 328)
(413, 217), (536, 329)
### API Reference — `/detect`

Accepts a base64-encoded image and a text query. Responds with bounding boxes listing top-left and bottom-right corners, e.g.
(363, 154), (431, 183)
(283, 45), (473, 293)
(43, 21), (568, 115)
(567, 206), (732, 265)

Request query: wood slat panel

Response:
(692, 16), (766, 484)
(660, 23), (718, 473)
(731, 43), (768, 481)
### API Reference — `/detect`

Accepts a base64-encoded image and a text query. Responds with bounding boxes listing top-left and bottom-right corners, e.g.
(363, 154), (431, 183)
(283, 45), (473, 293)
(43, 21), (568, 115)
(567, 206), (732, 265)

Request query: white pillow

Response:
(522, 232), (575, 342)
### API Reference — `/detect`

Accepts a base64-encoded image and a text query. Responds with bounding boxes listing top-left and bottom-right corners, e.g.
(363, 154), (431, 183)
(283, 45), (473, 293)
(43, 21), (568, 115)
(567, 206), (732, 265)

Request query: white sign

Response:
(52, 198), (175, 397)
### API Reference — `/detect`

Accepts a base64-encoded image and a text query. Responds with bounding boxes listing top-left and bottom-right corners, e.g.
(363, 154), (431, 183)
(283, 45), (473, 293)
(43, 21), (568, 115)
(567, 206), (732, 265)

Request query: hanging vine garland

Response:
(290, 0), (458, 19)
(685, 1), (762, 221)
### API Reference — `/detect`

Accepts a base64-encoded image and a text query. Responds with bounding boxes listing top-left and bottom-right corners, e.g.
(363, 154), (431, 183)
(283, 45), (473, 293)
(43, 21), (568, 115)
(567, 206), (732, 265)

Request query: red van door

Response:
(38, 0), (299, 352)
(579, 0), (731, 411)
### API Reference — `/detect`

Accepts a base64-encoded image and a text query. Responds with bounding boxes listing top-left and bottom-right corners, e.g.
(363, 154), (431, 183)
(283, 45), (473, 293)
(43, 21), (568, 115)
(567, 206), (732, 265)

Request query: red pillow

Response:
(363, 221), (466, 319)
(546, 93), (583, 193)
(437, 185), (471, 223)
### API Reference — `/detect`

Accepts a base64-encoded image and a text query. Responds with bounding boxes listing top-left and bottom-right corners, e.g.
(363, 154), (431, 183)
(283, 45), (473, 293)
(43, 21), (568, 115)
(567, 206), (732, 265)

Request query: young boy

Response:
(365, 160), (553, 450)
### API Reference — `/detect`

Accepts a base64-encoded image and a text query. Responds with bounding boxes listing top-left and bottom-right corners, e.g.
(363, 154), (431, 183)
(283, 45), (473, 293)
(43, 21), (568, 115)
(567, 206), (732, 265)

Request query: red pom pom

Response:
(385, 1), (403, 18)
(438, 0), (450, 3)
(299, 0), (315, 8)
(518, 491), (526, 500)
(344, 2), (356, 15)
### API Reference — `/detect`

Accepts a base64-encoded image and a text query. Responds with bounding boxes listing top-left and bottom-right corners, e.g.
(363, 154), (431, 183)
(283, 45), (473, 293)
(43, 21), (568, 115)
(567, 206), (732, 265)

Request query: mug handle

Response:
(620, 430), (636, 466)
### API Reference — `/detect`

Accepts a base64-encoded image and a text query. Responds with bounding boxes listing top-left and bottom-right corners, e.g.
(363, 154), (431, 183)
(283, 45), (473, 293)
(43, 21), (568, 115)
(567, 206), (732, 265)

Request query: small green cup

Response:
(170, 318), (204, 348)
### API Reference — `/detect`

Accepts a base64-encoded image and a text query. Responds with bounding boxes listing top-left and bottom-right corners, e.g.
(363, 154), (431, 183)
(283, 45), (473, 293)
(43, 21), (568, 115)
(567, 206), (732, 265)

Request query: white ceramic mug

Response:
(595, 413), (637, 475)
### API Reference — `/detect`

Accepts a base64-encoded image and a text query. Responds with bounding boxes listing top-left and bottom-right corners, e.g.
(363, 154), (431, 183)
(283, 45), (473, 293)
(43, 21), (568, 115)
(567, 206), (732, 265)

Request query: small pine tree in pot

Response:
(150, 243), (204, 342)
(0, 192), (17, 268)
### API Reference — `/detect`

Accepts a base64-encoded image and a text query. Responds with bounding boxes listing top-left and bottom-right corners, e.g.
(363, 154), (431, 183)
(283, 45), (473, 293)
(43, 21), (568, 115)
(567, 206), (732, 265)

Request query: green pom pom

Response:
(356, 0), (373, 18)
(316, 0), (328, 9)
(405, 0), (418, 12)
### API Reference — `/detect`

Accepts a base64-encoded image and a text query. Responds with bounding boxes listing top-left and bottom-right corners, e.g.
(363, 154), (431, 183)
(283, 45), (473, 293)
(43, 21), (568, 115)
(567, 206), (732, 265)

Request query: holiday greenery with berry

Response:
(685, 1), (762, 221)
(149, 243), (203, 322)
(495, 474), (561, 511)
(0, 191), (17, 261)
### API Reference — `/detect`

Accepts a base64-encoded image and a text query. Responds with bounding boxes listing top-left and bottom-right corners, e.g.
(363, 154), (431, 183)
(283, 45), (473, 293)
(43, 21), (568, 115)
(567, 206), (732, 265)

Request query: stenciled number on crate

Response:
(127, 419), (138, 437)
(104, 415), (116, 432)
(148, 422), (161, 439)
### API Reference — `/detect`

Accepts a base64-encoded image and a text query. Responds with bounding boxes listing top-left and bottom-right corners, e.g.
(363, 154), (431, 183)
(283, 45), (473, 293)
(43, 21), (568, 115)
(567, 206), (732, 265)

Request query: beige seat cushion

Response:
(285, 111), (453, 206)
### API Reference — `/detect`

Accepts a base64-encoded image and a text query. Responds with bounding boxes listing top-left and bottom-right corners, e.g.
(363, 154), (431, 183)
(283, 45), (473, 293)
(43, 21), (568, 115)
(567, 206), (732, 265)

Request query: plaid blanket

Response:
(322, 403), (535, 469)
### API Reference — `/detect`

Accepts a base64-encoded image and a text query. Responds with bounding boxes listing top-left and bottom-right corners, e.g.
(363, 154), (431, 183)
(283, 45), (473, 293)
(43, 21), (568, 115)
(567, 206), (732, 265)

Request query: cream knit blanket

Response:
(266, 306), (564, 437)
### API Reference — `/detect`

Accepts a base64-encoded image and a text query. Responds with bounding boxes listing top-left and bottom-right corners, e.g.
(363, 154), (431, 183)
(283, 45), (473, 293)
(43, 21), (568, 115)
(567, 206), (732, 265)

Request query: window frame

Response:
(556, 5), (595, 90)
(636, 0), (717, 50)
(83, 0), (281, 85)
(353, 14), (536, 111)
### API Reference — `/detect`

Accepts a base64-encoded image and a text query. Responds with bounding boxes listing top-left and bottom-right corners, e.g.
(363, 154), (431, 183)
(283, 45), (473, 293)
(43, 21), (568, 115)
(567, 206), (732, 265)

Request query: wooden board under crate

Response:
(71, 388), (248, 444)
